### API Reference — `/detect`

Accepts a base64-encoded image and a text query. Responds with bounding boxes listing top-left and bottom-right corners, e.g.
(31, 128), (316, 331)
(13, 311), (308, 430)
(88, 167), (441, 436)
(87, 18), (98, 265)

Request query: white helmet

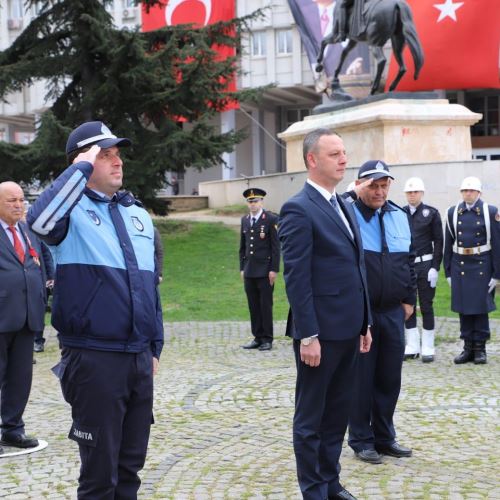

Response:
(460, 176), (482, 192)
(404, 177), (425, 192)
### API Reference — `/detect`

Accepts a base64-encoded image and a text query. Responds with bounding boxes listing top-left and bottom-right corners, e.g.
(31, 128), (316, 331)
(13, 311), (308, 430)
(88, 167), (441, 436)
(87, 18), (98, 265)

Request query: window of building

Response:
(251, 31), (266, 57)
(276, 29), (292, 55)
(285, 108), (311, 128)
(123, 0), (135, 7)
(467, 94), (500, 137)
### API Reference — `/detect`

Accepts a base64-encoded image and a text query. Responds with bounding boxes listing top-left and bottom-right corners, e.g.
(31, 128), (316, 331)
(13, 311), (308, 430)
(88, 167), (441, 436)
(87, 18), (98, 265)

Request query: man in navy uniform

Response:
(347, 160), (415, 465)
(444, 176), (500, 365)
(28, 121), (164, 498)
(0, 182), (45, 453)
(403, 177), (443, 363)
(279, 128), (372, 500)
(240, 188), (280, 351)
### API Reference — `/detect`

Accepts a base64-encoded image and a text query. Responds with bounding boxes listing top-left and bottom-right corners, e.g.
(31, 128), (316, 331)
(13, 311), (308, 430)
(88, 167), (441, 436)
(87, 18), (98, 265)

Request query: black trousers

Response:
(405, 261), (436, 330)
(349, 306), (405, 452)
(244, 277), (274, 343)
(0, 326), (34, 436)
(459, 313), (490, 342)
(54, 348), (153, 500)
(293, 337), (359, 500)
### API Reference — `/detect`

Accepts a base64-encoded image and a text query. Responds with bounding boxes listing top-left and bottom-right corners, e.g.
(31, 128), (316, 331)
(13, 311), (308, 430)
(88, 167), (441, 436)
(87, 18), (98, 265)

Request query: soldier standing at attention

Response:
(240, 188), (280, 351)
(444, 176), (500, 365)
(403, 177), (443, 363)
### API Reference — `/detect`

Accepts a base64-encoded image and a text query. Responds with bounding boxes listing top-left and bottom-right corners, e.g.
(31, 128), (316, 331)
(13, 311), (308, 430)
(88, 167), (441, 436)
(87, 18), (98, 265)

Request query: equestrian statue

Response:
(316, 0), (424, 96)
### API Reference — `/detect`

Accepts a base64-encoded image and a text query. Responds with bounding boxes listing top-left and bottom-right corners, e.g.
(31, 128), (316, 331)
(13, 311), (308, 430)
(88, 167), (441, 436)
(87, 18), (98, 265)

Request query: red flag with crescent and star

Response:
(142, 0), (238, 109)
(385, 0), (500, 91)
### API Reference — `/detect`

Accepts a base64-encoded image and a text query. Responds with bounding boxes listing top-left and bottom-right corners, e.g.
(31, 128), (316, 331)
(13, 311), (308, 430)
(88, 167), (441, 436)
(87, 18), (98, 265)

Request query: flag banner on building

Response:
(142, 0), (238, 109)
(286, 0), (369, 84)
(386, 0), (500, 91)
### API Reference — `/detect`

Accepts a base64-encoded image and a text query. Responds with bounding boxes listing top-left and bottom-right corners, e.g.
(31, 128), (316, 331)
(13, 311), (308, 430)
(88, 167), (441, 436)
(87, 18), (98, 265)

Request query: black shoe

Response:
(329, 487), (357, 500)
(404, 353), (420, 361)
(376, 442), (412, 458)
(241, 339), (261, 349)
(454, 341), (474, 364)
(0, 433), (39, 449)
(34, 341), (44, 353)
(32, 358), (36, 365)
(354, 449), (382, 464)
(473, 341), (487, 364)
(258, 342), (272, 351)
(422, 354), (434, 363)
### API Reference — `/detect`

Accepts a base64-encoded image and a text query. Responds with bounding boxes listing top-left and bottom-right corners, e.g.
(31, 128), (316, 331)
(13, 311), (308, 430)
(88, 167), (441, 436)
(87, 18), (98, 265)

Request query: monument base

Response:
(278, 94), (482, 172)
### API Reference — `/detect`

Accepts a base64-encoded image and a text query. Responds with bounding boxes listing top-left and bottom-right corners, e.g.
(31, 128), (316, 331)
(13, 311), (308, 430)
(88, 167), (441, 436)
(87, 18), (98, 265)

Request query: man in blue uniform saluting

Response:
(28, 121), (164, 499)
(444, 176), (500, 365)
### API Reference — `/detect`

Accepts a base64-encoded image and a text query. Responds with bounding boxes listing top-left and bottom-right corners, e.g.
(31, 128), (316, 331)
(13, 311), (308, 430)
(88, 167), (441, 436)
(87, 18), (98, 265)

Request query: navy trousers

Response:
(0, 326), (34, 436)
(349, 306), (405, 452)
(244, 277), (274, 343)
(54, 348), (153, 500)
(459, 313), (490, 341)
(405, 261), (436, 330)
(293, 337), (359, 500)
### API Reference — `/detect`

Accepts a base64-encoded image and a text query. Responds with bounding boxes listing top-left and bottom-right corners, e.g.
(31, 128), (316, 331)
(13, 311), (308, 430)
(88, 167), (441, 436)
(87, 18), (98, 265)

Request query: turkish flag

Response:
(386, 0), (500, 91)
(142, 0), (238, 109)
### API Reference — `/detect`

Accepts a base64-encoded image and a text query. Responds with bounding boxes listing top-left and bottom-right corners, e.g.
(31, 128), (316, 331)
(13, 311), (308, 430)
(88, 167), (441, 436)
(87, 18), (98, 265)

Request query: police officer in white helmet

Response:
(403, 177), (443, 362)
(444, 176), (500, 364)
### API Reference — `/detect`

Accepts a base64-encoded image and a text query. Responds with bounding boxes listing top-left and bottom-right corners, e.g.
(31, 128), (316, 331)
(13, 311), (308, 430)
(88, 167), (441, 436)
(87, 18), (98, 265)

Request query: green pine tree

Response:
(0, 0), (264, 206)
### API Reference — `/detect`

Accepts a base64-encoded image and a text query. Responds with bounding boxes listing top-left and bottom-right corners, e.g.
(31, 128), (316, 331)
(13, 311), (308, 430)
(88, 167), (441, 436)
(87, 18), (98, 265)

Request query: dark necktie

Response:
(8, 225), (25, 263)
(330, 196), (353, 239)
(251, 217), (256, 227)
(378, 212), (389, 253)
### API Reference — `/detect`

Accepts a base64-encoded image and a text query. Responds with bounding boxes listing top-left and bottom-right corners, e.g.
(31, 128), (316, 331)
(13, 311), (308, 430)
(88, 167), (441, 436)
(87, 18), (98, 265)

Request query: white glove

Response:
(447, 277), (451, 287)
(427, 268), (438, 288)
(488, 278), (498, 293)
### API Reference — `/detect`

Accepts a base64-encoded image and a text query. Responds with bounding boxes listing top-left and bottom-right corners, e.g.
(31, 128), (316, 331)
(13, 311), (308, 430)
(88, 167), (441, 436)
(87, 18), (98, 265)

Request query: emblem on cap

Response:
(86, 210), (101, 225)
(131, 216), (144, 232)
(375, 162), (385, 171)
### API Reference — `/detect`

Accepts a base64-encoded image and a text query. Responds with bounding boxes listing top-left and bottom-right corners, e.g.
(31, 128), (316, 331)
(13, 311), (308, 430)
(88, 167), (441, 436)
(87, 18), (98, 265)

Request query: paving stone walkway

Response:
(0, 318), (498, 499)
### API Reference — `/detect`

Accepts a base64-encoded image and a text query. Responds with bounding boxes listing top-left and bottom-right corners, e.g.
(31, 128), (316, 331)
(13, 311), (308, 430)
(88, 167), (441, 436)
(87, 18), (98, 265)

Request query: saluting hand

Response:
(74, 144), (100, 165)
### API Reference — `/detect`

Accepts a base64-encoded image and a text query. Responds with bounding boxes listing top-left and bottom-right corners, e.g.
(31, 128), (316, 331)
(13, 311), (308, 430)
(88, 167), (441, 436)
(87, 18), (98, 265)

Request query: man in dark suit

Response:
(0, 181), (45, 451)
(240, 188), (280, 351)
(279, 128), (372, 500)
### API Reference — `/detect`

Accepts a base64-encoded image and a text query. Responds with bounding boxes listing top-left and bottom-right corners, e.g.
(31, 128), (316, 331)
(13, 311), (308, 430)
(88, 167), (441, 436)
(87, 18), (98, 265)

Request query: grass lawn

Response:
(157, 219), (499, 322)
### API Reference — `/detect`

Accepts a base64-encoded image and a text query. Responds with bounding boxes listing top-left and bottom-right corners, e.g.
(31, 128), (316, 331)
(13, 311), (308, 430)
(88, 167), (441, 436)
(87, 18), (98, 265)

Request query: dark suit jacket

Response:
(279, 183), (371, 341)
(240, 210), (280, 278)
(0, 221), (46, 333)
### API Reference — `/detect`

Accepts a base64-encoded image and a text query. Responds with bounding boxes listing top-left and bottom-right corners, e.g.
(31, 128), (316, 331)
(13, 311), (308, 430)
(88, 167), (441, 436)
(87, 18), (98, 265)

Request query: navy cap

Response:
(66, 121), (131, 155)
(243, 188), (266, 201)
(357, 160), (394, 181)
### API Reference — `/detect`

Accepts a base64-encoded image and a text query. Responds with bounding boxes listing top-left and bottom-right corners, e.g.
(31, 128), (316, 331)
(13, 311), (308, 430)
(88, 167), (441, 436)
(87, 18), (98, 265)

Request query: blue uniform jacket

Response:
(351, 199), (416, 311)
(27, 161), (164, 357)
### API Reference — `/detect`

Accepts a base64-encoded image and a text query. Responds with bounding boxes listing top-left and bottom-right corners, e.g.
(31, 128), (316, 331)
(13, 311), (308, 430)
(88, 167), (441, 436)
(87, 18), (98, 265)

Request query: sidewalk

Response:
(0, 318), (498, 499)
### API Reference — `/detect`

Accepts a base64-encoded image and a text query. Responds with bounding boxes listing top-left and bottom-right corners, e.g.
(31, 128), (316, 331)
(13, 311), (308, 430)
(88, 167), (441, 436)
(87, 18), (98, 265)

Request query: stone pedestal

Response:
(278, 93), (482, 172)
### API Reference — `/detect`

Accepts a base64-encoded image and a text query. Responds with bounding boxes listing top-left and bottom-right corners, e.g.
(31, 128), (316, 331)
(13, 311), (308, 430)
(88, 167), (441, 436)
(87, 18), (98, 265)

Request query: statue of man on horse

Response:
(337, 0), (366, 42)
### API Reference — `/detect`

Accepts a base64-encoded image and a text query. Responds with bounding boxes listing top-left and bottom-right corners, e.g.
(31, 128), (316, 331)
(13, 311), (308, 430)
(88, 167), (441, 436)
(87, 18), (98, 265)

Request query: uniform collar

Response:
(85, 188), (139, 207)
(355, 199), (395, 222)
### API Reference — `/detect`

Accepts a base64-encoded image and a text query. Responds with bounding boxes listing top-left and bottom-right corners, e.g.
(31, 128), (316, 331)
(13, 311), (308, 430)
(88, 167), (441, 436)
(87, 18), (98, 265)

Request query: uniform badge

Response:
(131, 216), (144, 232)
(260, 225), (266, 239)
(422, 209), (430, 217)
(86, 210), (101, 225)
(496, 212), (500, 222)
(475, 207), (481, 215)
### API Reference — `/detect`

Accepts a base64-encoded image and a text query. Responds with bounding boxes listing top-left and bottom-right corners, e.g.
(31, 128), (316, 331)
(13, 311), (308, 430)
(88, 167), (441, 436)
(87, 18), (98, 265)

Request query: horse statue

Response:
(316, 0), (424, 96)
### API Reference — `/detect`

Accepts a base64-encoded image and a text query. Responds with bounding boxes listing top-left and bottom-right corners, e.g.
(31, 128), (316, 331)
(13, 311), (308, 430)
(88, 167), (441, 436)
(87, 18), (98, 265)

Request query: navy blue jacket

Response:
(279, 183), (371, 341)
(0, 222), (46, 333)
(351, 199), (416, 311)
(27, 161), (164, 357)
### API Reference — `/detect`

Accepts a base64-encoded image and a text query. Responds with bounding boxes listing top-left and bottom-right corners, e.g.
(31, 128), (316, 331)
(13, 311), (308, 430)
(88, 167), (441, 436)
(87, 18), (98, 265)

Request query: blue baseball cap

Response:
(66, 121), (131, 155)
(357, 160), (394, 181)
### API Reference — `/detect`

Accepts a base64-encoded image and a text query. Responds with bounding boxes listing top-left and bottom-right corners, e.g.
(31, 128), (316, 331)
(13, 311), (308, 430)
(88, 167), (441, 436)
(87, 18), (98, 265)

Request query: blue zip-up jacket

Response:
(352, 199), (416, 311)
(27, 161), (164, 357)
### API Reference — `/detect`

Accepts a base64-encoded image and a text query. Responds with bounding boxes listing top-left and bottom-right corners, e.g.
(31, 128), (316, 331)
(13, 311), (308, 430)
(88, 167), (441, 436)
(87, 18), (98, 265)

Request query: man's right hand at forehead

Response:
(74, 144), (100, 165)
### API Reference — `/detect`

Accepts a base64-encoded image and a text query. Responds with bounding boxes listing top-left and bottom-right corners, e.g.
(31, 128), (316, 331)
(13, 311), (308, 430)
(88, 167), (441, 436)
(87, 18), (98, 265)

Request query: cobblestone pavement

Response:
(0, 318), (498, 499)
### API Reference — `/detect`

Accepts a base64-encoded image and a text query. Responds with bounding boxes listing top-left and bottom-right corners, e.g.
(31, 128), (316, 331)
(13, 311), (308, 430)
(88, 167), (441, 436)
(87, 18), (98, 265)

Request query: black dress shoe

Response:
(376, 442), (412, 458)
(241, 340), (261, 349)
(0, 433), (39, 449)
(422, 354), (434, 363)
(354, 449), (383, 464)
(258, 342), (272, 351)
(34, 341), (44, 353)
(329, 487), (357, 500)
